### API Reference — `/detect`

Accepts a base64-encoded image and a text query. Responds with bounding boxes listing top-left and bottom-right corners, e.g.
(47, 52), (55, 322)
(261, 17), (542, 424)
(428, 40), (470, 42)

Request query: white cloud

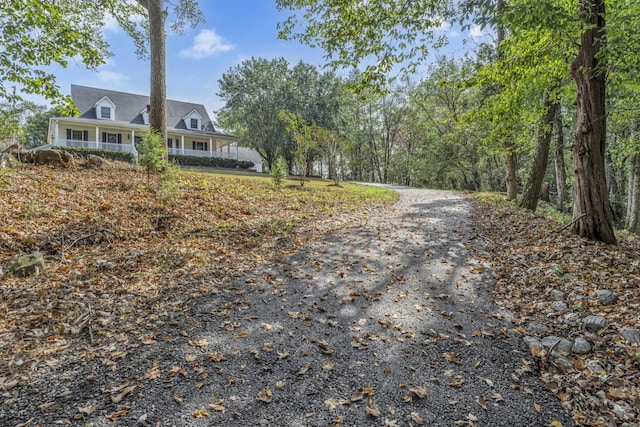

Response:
(102, 15), (120, 33)
(97, 70), (128, 84)
(469, 25), (488, 41)
(180, 29), (235, 59)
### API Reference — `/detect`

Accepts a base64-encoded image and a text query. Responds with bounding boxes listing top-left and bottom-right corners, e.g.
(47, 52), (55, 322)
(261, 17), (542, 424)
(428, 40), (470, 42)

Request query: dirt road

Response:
(2, 187), (574, 426)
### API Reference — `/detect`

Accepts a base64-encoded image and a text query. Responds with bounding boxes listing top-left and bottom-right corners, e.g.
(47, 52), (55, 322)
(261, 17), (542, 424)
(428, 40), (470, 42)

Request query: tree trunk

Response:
(570, 0), (616, 244)
(626, 153), (640, 233)
(504, 148), (517, 199)
(520, 91), (558, 212)
(497, 0), (518, 200)
(147, 0), (168, 148)
(554, 107), (568, 211)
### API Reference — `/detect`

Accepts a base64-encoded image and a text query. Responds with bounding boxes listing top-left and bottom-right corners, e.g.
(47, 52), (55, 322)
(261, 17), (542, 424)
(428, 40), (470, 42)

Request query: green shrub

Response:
(270, 157), (288, 188)
(168, 154), (254, 169)
(138, 129), (167, 176)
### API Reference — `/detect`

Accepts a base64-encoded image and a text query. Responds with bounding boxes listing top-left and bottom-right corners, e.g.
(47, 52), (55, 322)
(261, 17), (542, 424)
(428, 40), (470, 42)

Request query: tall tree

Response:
(133, 0), (204, 145)
(570, 0), (616, 243)
(218, 57), (294, 171)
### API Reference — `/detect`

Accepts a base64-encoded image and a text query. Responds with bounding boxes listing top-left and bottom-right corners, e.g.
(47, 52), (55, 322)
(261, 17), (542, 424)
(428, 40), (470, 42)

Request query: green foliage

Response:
(270, 157), (288, 188)
(280, 111), (317, 186)
(276, 0), (457, 93)
(22, 106), (63, 148)
(169, 154), (254, 169)
(0, 0), (143, 111)
(138, 129), (167, 176)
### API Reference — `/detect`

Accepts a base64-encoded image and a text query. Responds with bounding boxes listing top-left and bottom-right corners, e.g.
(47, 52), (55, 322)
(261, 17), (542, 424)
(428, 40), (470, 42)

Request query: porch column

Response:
(209, 138), (213, 158)
(95, 126), (100, 149)
(55, 120), (59, 145)
(131, 130), (136, 155)
(227, 143), (231, 158)
(180, 135), (185, 155)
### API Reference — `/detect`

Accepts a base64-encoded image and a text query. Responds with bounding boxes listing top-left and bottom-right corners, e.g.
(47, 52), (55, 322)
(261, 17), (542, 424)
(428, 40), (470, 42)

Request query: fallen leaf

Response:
(15, 418), (34, 427)
(351, 391), (365, 401)
(325, 397), (339, 412)
(106, 406), (131, 420)
(412, 385), (427, 399)
(110, 385), (135, 404)
(411, 411), (425, 425)
(475, 395), (488, 410)
(534, 403), (541, 413)
(294, 364), (312, 376)
(77, 405), (96, 415)
(192, 408), (210, 418)
(209, 400), (226, 414)
(322, 359), (335, 371)
(365, 398), (381, 417)
(173, 392), (183, 405)
(258, 388), (273, 403)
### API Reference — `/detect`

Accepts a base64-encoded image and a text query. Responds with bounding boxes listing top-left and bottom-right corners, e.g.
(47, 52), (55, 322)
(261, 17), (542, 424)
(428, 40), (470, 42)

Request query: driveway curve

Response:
(2, 187), (574, 427)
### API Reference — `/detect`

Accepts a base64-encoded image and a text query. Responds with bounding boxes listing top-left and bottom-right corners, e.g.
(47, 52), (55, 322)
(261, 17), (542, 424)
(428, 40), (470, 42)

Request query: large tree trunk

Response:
(554, 107), (569, 211)
(626, 153), (640, 233)
(146, 0), (168, 147)
(570, 0), (616, 244)
(497, 0), (518, 200)
(519, 91), (559, 212)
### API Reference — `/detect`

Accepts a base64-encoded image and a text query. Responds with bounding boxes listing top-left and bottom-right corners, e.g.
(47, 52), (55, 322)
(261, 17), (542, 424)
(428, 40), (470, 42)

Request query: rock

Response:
(34, 149), (74, 168)
(587, 359), (605, 375)
(0, 153), (17, 168)
(523, 336), (544, 354)
(583, 315), (607, 332)
(620, 327), (640, 346)
(550, 290), (565, 301)
(595, 289), (616, 305)
(563, 313), (580, 324)
(549, 353), (574, 372)
(541, 336), (573, 354)
(9, 252), (45, 277)
(550, 301), (568, 311)
(527, 322), (550, 335)
(86, 154), (105, 169)
(572, 338), (591, 354)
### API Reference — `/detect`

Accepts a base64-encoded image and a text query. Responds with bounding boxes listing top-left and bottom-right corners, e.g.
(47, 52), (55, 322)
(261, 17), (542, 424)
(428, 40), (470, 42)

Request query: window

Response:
(71, 130), (83, 140)
(190, 118), (199, 129)
(192, 141), (207, 151)
(100, 106), (111, 119)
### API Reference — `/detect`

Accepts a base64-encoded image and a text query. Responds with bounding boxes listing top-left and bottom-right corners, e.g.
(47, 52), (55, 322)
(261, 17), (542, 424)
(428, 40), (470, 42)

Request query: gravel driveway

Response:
(2, 187), (574, 426)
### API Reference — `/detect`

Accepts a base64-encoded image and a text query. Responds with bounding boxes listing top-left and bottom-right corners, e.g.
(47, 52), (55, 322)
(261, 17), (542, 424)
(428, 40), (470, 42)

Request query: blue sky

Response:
(37, 1), (489, 120)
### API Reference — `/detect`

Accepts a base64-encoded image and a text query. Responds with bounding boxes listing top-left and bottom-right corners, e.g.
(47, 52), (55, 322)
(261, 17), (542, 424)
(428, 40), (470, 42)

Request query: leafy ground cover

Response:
(473, 193), (640, 426)
(0, 163), (395, 382)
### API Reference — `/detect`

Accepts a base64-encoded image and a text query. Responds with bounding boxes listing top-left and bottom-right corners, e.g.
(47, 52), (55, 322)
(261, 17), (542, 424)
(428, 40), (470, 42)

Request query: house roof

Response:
(70, 85), (232, 138)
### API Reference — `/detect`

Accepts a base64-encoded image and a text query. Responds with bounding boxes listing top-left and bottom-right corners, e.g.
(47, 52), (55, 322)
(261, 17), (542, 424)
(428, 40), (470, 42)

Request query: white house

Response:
(48, 85), (238, 159)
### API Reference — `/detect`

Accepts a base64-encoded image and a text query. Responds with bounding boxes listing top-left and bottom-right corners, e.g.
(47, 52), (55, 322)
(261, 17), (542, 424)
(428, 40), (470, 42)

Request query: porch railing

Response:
(53, 139), (237, 160)
(53, 139), (137, 154)
(167, 147), (237, 160)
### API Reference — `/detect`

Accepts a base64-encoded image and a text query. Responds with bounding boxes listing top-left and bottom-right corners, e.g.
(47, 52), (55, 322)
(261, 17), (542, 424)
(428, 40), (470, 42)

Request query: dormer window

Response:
(94, 96), (116, 120)
(183, 109), (202, 131)
(140, 105), (150, 125)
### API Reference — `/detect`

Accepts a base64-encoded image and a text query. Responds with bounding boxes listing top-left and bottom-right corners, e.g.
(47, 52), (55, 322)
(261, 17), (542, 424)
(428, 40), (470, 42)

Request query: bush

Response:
(56, 146), (136, 163)
(270, 157), (288, 188)
(169, 154), (254, 169)
(138, 129), (167, 176)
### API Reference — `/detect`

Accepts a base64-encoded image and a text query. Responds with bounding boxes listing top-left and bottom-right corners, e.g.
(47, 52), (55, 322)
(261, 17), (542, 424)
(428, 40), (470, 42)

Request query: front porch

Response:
(49, 118), (237, 160)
